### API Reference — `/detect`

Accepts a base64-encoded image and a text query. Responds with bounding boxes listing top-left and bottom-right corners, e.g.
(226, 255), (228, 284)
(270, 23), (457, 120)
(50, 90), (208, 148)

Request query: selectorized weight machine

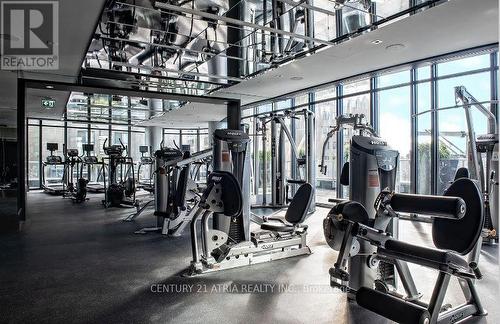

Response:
(253, 109), (315, 211)
(186, 129), (314, 276)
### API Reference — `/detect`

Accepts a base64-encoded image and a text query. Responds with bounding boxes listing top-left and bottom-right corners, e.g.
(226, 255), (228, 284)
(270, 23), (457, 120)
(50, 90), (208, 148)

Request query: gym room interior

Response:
(0, 0), (498, 323)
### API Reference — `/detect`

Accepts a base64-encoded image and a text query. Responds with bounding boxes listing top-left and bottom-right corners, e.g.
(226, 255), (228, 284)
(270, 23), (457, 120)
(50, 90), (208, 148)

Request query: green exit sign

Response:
(41, 98), (56, 109)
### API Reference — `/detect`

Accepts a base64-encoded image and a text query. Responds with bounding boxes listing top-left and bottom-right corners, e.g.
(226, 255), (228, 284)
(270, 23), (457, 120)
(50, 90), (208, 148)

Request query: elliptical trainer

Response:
(80, 144), (106, 193)
(102, 138), (136, 208)
(137, 146), (154, 192)
(63, 147), (88, 203)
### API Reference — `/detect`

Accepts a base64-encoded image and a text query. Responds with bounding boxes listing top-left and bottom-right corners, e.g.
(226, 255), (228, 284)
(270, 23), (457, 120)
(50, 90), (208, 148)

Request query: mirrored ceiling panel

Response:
(83, 0), (441, 97)
(66, 92), (181, 125)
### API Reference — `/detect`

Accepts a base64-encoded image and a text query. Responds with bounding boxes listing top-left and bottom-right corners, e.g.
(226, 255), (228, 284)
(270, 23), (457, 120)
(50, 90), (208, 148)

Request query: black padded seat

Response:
(260, 183), (313, 232)
(175, 166), (190, 210)
(378, 239), (470, 273)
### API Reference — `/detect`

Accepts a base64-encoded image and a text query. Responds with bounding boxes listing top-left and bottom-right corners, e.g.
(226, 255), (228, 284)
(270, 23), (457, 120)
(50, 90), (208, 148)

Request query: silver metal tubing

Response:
(201, 210), (212, 258)
(190, 208), (205, 264)
(154, 2), (335, 47)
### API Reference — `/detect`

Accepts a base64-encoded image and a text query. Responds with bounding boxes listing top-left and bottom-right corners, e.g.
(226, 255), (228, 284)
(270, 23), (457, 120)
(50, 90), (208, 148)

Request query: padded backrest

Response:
(204, 171), (243, 217)
(340, 162), (349, 186)
(433, 178), (484, 255)
(454, 167), (470, 181)
(285, 183), (313, 224)
(174, 166), (190, 208)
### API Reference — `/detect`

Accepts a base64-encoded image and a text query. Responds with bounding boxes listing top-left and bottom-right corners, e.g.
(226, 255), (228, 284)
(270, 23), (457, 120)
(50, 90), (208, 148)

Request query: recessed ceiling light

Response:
(290, 76), (303, 81)
(386, 43), (406, 51)
(45, 85), (54, 89)
(371, 39), (383, 45)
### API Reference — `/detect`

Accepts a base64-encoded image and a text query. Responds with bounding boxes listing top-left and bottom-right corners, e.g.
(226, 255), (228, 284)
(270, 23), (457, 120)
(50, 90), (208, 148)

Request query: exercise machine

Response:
(319, 113), (378, 177)
(320, 113), (401, 296)
(455, 86), (498, 242)
(102, 138), (136, 208)
(187, 129), (313, 275)
(81, 144), (106, 193)
(131, 146), (212, 236)
(324, 177), (486, 324)
(136, 145), (154, 192)
(253, 109), (315, 211)
(41, 143), (66, 195)
(63, 148), (88, 203)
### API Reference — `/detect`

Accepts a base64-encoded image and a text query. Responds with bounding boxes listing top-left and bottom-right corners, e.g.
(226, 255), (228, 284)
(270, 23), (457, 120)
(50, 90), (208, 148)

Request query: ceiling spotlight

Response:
(290, 76), (303, 81)
(45, 85), (54, 89)
(371, 39), (383, 45)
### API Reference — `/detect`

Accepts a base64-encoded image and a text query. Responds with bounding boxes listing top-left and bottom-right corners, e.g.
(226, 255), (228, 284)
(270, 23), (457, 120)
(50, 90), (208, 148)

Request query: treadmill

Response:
(42, 143), (66, 195)
(81, 144), (106, 193)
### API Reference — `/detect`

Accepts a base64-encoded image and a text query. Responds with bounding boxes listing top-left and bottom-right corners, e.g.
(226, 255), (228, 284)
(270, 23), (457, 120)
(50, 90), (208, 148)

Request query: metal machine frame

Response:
(101, 138), (136, 208)
(254, 109), (315, 211)
(326, 189), (486, 324)
(455, 86), (499, 242)
(319, 113), (377, 177)
(320, 113), (400, 293)
(129, 147), (212, 237)
(80, 144), (107, 194)
(186, 129), (312, 276)
(41, 143), (67, 195)
(136, 146), (154, 192)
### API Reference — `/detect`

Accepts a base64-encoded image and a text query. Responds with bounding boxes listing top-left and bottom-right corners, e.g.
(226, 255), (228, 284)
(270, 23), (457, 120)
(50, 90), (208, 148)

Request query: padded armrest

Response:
(328, 198), (348, 204)
(378, 239), (470, 274)
(287, 179), (307, 185)
(263, 217), (286, 224)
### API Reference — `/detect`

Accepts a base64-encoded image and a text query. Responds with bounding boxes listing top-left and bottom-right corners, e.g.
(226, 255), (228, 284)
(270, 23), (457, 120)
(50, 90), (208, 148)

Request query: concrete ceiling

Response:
(218, 0), (498, 103)
(0, 0), (106, 127)
(143, 0), (498, 128)
(26, 89), (69, 120)
(137, 102), (227, 128)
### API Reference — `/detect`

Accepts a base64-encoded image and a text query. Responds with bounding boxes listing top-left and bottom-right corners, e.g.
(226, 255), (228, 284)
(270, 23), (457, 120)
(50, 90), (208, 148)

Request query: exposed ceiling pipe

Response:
(154, 1), (336, 46)
(128, 46), (155, 65)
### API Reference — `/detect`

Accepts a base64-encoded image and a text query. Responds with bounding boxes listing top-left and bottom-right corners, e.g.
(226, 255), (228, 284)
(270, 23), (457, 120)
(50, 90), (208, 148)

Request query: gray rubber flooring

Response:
(0, 192), (497, 324)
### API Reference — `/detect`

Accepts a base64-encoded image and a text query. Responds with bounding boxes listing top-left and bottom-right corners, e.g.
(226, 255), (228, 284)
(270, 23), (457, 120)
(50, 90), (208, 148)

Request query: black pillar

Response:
(17, 79), (26, 225)
(227, 100), (242, 130)
(226, 0), (242, 79)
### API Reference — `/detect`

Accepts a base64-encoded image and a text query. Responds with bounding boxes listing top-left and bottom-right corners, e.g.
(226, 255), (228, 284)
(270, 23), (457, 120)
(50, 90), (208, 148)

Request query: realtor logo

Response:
(1, 1), (59, 70)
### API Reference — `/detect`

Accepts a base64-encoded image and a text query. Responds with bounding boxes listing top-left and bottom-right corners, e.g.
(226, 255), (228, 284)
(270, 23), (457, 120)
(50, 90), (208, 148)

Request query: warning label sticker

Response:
(368, 170), (379, 188)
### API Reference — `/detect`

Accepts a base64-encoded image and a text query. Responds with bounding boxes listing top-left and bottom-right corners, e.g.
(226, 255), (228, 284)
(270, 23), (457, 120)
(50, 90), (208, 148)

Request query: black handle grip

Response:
(389, 193), (466, 219)
(356, 287), (430, 324)
(470, 262), (483, 280)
